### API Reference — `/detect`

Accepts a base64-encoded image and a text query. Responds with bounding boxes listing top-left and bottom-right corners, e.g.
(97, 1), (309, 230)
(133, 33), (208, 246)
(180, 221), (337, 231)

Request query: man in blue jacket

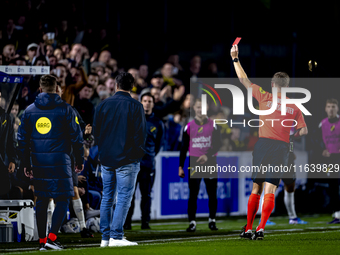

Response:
(124, 92), (164, 230)
(93, 72), (146, 247)
(18, 75), (84, 250)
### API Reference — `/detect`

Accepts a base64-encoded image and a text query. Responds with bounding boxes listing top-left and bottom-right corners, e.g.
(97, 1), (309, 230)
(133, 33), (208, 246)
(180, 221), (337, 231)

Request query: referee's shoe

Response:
(252, 228), (264, 240)
(240, 225), (252, 239)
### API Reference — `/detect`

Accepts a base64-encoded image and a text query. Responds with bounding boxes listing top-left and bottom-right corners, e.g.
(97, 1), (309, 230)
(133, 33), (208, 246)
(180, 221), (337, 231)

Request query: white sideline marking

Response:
(2, 227), (340, 253)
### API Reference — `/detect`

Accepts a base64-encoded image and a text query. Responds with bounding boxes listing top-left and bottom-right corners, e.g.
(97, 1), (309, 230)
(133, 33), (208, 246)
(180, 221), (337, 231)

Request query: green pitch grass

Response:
(1, 215), (340, 254)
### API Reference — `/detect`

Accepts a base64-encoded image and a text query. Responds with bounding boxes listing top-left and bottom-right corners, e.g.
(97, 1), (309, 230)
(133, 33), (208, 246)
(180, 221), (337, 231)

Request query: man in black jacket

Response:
(0, 89), (17, 198)
(93, 72), (146, 247)
(124, 92), (164, 230)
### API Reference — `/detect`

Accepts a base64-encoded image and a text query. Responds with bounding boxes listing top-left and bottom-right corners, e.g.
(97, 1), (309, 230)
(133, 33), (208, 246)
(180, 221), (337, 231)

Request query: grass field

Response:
(1, 214), (340, 254)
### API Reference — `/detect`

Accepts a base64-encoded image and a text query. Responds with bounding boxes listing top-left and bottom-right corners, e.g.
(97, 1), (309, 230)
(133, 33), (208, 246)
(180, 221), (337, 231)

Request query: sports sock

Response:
(209, 218), (215, 223)
(246, 193), (260, 231)
(48, 233), (57, 242)
(257, 193), (275, 231)
(39, 237), (47, 244)
(190, 220), (196, 226)
(284, 190), (297, 219)
(47, 199), (55, 227)
(72, 198), (86, 230)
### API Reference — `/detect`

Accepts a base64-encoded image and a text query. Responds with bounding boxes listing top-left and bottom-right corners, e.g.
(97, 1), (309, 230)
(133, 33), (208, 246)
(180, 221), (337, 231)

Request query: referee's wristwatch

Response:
(233, 58), (239, 62)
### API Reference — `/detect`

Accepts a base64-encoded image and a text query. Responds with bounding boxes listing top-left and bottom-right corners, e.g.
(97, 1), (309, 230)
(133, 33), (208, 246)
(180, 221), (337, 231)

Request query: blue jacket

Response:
(93, 91), (147, 168)
(140, 113), (164, 169)
(17, 93), (84, 198)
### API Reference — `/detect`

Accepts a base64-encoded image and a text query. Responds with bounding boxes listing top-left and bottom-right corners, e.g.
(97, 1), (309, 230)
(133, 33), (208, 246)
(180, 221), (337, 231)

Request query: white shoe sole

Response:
(109, 241), (138, 247)
(45, 243), (63, 250)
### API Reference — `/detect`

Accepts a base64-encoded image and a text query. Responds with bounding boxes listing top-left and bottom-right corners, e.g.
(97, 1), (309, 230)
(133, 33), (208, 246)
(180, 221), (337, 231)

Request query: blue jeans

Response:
(100, 162), (140, 240)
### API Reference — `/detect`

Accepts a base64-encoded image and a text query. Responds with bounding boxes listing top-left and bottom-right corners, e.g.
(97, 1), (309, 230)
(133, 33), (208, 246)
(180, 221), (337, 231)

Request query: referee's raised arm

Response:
(230, 45), (252, 89)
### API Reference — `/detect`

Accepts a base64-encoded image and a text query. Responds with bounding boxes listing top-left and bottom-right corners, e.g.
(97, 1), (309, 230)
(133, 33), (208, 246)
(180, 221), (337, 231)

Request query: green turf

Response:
(1, 214), (340, 254)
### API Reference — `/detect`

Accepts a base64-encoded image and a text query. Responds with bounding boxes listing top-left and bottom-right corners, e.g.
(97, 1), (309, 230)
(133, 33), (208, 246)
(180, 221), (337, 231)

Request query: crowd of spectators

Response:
(0, 1), (259, 213)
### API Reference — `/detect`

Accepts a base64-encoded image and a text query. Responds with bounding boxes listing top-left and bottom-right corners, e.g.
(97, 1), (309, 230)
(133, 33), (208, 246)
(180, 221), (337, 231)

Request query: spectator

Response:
(74, 84), (95, 125)
(95, 84), (110, 105)
(2, 43), (17, 64)
(149, 85), (185, 119)
(14, 57), (27, 66)
(167, 54), (183, 75)
(150, 73), (164, 88)
(98, 50), (111, 65)
(26, 43), (38, 64)
(161, 63), (182, 87)
(0, 89), (17, 198)
(61, 44), (70, 57)
(104, 76), (116, 96)
(104, 65), (113, 79)
(54, 48), (64, 61)
(62, 66), (88, 106)
(45, 45), (54, 57)
(139, 64), (149, 81)
(180, 55), (201, 93)
(49, 55), (57, 68)
(91, 62), (106, 80)
(11, 101), (19, 118)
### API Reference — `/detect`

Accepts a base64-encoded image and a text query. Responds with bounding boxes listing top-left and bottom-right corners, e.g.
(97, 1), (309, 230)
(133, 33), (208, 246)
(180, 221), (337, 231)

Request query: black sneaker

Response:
(186, 222), (196, 232)
(39, 243), (46, 251)
(141, 222), (151, 229)
(81, 227), (94, 238)
(45, 238), (64, 250)
(252, 228), (264, 240)
(208, 221), (218, 231)
(240, 225), (252, 239)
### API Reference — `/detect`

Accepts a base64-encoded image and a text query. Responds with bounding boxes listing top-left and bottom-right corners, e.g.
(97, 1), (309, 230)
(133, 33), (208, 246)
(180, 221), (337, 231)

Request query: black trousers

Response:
(328, 178), (340, 212)
(324, 154), (340, 213)
(36, 196), (70, 238)
(125, 166), (155, 225)
(188, 176), (218, 222)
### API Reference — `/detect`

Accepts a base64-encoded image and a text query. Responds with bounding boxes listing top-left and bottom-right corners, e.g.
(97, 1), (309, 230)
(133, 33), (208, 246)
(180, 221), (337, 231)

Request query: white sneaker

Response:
(100, 240), (109, 247)
(109, 238), (138, 247)
(122, 238), (138, 245)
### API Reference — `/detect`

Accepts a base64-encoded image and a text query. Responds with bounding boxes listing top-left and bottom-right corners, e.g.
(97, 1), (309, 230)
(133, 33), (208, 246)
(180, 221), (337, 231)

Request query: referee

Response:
(230, 45), (308, 240)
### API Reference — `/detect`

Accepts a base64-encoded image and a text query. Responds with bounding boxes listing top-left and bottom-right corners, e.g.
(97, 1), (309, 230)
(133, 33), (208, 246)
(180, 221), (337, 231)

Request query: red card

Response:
(232, 37), (242, 46)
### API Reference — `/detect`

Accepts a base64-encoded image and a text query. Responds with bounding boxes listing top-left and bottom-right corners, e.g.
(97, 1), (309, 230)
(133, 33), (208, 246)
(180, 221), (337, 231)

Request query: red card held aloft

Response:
(232, 37), (242, 46)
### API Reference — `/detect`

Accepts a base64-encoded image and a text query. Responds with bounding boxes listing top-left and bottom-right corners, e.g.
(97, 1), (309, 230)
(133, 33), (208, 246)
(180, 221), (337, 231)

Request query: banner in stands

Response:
(131, 151), (308, 220)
